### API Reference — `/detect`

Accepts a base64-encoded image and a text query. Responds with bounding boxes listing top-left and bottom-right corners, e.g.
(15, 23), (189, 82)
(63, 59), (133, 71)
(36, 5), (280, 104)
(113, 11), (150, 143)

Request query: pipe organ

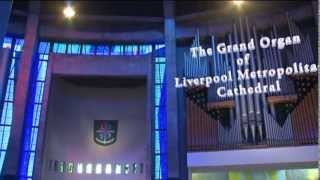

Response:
(185, 14), (318, 151)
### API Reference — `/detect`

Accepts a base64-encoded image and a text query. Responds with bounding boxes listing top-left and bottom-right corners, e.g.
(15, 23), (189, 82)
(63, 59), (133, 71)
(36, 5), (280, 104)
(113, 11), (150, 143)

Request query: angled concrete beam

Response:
(3, 1), (40, 177)
(0, 1), (12, 44)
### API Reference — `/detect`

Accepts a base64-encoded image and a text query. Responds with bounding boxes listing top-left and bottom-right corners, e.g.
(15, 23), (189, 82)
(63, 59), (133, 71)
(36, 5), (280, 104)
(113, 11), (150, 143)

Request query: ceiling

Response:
(12, 1), (311, 17)
(10, 1), (314, 33)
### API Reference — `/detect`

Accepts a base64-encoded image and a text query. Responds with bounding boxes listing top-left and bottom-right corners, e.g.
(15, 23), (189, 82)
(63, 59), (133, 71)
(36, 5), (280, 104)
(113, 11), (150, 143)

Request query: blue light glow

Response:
(67, 44), (81, 54)
(2, 37), (12, 48)
(82, 44), (96, 55)
(0, 37), (24, 174)
(154, 45), (167, 180)
(96, 45), (109, 55)
(124, 45), (138, 55)
(139, 45), (152, 55)
(52, 43), (66, 54)
(111, 45), (123, 55)
(19, 41), (50, 178)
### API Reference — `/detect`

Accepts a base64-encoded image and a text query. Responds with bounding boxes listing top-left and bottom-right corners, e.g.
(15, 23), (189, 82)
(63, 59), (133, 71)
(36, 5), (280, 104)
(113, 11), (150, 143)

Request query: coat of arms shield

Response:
(94, 120), (118, 146)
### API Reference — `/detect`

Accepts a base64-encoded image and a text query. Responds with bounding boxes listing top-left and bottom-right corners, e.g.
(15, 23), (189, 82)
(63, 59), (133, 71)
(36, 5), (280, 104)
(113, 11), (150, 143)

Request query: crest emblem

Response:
(94, 120), (118, 146)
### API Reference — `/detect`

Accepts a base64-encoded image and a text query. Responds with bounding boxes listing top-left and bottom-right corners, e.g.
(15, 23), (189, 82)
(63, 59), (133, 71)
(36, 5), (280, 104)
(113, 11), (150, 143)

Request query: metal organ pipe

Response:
(245, 18), (263, 141)
(220, 38), (238, 145)
(233, 23), (249, 141)
(228, 34), (242, 145)
(269, 30), (281, 96)
(306, 35), (314, 63)
(287, 13), (298, 61)
(253, 26), (272, 143)
(239, 18), (256, 133)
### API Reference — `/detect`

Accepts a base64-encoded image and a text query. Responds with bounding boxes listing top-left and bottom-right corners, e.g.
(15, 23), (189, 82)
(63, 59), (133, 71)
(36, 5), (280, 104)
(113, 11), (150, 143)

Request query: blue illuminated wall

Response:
(153, 44), (167, 180)
(19, 41), (50, 179)
(0, 37), (24, 174)
(17, 41), (162, 179)
(50, 42), (152, 56)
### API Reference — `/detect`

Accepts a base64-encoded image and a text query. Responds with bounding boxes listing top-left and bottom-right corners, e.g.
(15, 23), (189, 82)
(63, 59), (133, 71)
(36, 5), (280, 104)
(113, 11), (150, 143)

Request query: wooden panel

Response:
(208, 100), (235, 109)
(291, 87), (318, 144)
(288, 72), (317, 79)
(267, 95), (298, 104)
(187, 98), (219, 151)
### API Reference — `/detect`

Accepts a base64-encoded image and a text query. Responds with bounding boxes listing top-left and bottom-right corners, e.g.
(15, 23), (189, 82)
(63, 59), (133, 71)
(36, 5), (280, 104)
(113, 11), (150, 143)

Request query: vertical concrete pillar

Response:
(0, 0), (12, 105)
(312, 1), (318, 18)
(0, 48), (10, 106)
(0, 0), (12, 44)
(3, 1), (39, 177)
(177, 47), (188, 179)
(146, 54), (153, 180)
(164, 1), (188, 179)
(312, 0), (318, 39)
(0, 1), (12, 105)
(188, 168), (192, 180)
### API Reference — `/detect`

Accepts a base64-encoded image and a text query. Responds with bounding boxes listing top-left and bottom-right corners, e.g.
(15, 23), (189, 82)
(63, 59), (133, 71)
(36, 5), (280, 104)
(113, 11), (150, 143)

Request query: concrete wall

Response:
(51, 54), (150, 77)
(41, 77), (148, 180)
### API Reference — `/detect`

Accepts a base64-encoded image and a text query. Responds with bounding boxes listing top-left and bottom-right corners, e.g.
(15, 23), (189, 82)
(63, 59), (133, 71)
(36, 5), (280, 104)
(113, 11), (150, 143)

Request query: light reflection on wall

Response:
(192, 169), (319, 180)
(0, 37), (24, 174)
(48, 160), (143, 176)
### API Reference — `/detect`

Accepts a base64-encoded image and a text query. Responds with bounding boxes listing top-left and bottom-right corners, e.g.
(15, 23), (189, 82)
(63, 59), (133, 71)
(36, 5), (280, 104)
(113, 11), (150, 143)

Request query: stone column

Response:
(188, 168), (192, 180)
(3, 1), (40, 177)
(164, 1), (188, 179)
(0, 48), (10, 107)
(0, 0), (12, 44)
(146, 54), (153, 180)
(312, 1), (318, 18)
(0, 0), (12, 103)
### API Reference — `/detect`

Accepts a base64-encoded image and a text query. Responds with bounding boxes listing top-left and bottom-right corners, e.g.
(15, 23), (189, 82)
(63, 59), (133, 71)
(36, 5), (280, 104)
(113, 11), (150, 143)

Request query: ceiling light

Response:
(233, 0), (245, 7)
(63, 5), (76, 19)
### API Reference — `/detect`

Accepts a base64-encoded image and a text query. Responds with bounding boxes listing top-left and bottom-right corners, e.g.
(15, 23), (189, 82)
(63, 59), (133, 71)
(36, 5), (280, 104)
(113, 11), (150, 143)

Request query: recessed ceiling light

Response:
(233, 0), (245, 7)
(63, 5), (76, 19)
